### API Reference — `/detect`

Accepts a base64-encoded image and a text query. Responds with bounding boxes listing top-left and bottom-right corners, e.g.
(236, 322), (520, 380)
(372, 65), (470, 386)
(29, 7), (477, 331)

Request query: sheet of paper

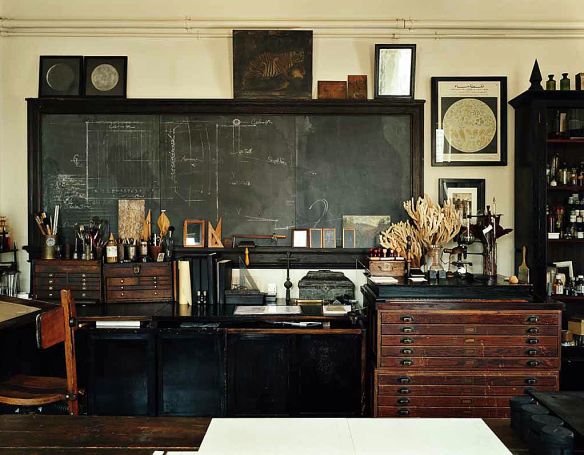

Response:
(234, 305), (302, 315)
(409, 277), (428, 283)
(0, 301), (39, 324)
(368, 276), (398, 285)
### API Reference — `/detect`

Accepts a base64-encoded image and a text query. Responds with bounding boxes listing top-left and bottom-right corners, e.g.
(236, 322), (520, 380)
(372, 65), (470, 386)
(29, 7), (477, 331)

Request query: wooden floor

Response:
(0, 416), (526, 454)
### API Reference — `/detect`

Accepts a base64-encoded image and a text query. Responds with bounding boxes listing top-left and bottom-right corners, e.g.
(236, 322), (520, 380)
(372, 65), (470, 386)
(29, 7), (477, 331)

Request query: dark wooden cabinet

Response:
(157, 329), (224, 416)
(32, 259), (101, 303)
(103, 263), (172, 303)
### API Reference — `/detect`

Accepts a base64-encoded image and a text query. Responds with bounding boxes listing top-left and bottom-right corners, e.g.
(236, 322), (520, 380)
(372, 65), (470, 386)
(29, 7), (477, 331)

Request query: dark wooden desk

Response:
(0, 296), (55, 331)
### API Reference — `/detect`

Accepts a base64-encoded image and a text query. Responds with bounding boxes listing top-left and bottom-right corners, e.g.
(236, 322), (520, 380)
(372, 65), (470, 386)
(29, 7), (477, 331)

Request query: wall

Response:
(2, 0), (584, 295)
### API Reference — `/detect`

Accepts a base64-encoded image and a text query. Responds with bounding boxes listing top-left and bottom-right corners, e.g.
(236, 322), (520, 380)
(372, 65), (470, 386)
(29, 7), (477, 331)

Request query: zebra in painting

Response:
(242, 50), (305, 90)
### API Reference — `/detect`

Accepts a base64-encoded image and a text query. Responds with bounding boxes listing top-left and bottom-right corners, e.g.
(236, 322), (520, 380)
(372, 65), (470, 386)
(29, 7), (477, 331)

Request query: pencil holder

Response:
(41, 235), (57, 259)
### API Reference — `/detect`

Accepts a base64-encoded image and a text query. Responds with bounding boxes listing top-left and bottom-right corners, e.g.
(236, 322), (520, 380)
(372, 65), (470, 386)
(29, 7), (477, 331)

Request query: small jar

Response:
(546, 75), (556, 91)
(560, 73), (571, 91)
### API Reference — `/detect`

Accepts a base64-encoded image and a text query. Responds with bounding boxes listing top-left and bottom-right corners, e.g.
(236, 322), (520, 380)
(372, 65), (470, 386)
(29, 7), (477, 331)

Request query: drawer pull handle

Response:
(82, 274), (86, 278)
(121, 292), (124, 296)
(48, 280), (53, 284)
(527, 316), (539, 323)
(527, 338), (539, 345)
(401, 338), (414, 344)
(398, 409), (410, 416)
(401, 315), (414, 323)
(81, 293), (86, 297)
(401, 348), (413, 355)
(397, 398), (410, 405)
(526, 349), (538, 356)
(398, 388), (410, 394)
(525, 378), (537, 385)
(49, 286), (53, 290)
(527, 360), (540, 367)
(527, 327), (539, 334)
(48, 293), (53, 297)
(401, 327), (414, 333)
(401, 359), (413, 367)
(120, 279), (125, 284)
(49, 273), (53, 277)
(398, 376), (411, 384)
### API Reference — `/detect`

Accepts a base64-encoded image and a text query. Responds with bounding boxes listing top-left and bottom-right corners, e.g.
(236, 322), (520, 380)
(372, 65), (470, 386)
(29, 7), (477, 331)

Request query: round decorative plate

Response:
(443, 98), (496, 153)
(90, 64), (120, 92)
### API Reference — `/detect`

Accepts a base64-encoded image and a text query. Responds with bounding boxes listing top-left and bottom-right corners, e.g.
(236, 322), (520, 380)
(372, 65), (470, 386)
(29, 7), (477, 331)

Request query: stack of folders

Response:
(188, 254), (232, 305)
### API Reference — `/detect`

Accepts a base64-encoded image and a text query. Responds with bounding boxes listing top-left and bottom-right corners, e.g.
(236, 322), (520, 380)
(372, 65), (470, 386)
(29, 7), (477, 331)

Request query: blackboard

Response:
(37, 103), (421, 246)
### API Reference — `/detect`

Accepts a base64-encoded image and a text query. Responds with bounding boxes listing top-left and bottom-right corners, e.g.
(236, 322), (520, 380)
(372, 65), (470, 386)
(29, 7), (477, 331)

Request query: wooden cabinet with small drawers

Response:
(32, 259), (102, 302)
(368, 298), (562, 418)
(103, 262), (173, 303)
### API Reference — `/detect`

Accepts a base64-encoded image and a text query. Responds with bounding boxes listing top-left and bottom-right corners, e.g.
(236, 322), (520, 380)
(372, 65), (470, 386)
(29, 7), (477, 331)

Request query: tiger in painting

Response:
(242, 50), (305, 91)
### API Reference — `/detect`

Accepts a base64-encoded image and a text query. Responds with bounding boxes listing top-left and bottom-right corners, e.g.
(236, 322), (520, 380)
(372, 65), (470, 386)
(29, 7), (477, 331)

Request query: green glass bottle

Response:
(546, 75), (556, 90)
(560, 73), (571, 91)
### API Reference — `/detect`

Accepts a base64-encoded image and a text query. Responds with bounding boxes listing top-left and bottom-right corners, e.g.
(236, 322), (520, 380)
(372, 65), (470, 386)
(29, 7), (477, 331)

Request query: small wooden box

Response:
(568, 318), (584, 335)
(368, 258), (406, 277)
(103, 262), (172, 303)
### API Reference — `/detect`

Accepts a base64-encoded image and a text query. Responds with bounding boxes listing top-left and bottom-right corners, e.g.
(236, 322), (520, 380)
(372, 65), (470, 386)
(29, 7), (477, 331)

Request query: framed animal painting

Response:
(233, 30), (313, 99)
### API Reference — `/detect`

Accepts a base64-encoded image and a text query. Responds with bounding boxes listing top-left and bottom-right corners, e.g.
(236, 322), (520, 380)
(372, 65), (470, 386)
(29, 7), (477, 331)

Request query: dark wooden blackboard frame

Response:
(27, 98), (424, 267)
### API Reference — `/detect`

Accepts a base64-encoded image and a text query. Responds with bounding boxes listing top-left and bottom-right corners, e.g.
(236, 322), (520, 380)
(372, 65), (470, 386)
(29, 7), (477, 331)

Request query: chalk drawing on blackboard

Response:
(309, 199), (329, 227)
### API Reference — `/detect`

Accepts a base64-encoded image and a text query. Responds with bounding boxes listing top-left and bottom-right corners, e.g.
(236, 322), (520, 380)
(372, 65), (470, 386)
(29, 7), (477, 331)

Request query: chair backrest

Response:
(35, 289), (79, 415)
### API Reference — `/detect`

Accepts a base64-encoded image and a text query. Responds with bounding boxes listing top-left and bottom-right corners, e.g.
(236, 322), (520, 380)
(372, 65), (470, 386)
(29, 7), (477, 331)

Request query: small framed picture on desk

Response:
(292, 229), (309, 247)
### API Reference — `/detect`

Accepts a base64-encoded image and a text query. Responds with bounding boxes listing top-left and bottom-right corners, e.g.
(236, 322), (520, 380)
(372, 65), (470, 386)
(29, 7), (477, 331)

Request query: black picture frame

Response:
(374, 44), (416, 99)
(439, 178), (486, 216)
(84, 56), (127, 97)
(39, 56), (83, 97)
(431, 76), (507, 166)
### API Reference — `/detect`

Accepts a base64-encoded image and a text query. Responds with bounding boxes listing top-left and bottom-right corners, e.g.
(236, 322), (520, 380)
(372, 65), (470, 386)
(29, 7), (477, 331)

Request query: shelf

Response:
(548, 138), (584, 144)
(548, 239), (584, 243)
(551, 295), (584, 302)
(548, 185), (584, 192)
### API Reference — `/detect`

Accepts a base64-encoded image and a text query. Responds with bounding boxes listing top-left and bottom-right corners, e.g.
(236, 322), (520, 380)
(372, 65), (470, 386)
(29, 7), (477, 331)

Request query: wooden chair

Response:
(0, 289), (80, 415)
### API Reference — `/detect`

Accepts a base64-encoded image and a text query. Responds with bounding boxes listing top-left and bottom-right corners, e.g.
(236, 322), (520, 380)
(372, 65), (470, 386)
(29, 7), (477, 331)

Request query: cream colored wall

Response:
(2, 0), (584, 294)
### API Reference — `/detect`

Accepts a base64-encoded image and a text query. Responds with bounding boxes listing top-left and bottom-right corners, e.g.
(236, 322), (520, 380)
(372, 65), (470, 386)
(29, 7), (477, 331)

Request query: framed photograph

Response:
(39, 56), (83, 97)
(348, 75), (367, 100)
(317, 81), (347, 99)
(84, 56), (127, 97)
(323, 228), (337, 249)
(292, 229), (309, 247)
(374, 44), (416, 99)
(439, 179), (486, 217)
(342, 215), (391, 248)
(431, 76), (507, 166)
(233, 30), (312, 99)
(156, 252), (165, 262)
(309, 228), (323, 248)
(183, 219), (206, 247)
(342, 228), (356, 248)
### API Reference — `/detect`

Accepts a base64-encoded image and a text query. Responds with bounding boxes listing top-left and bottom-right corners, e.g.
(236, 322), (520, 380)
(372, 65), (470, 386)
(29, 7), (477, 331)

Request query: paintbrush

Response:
(518, 245), (529, 284)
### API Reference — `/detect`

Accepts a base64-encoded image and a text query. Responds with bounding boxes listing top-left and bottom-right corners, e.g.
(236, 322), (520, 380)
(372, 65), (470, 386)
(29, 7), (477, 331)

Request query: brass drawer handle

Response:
(82, 274), (86, 278)
(401, 327), (414, 333)
(120, 279), (125, 284)
(527, 360), (541, 367)
(527, 315), (539, 323)
(81, 293), (86, 297)
(401, 315), (414, 323)
(398, 388), (411, 394)
(526, 349), (538, 356)
(401, 338), (414, 344)
(48, 279), (54, 284)
(398, 376), (411, 384)
(401, 359), (413, 367)
(527, 327), (539, 334)
(401, 348), (413, 355)
(49, 286), (53, 290)
(525, 378), (537, 385)
(398, 409), (410, 416)
(527, 338), (539, 345)
(397, 398), (410, 405)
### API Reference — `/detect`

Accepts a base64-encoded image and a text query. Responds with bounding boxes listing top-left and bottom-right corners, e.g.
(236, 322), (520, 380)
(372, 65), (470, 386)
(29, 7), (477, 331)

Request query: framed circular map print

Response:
(39, 56), (83, 97)
(84, 56), (127, 97)
(431, 76), (507, 166)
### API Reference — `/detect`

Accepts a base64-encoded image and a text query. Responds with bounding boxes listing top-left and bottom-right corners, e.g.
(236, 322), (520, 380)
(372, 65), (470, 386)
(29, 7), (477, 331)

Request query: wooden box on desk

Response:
(368, 258), (406, 277)
(32, 259), (102, 303)
(103, 262), (172, 303)
(568, 318), (584, 335)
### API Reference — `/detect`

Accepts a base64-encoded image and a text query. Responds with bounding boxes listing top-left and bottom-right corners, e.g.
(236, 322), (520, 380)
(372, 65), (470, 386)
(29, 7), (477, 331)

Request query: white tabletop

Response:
(194, 418), (511, 455)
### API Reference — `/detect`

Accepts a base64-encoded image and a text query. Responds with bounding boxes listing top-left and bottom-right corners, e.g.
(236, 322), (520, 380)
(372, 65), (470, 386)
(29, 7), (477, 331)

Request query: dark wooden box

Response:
(103, 262), (173, 303)
(298, 270), (354, 300)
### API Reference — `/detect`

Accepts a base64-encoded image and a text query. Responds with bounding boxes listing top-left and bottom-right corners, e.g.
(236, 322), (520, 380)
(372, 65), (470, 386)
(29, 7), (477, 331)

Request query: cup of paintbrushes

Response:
(41, 235), (57, 259)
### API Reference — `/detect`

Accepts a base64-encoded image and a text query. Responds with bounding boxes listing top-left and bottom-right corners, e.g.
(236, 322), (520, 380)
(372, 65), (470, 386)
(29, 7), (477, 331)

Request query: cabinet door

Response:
(227, 333), (291, 416)
(87, 330), (156, 416)
(295, 334), (363, 416)
(158, 329), (224, 416)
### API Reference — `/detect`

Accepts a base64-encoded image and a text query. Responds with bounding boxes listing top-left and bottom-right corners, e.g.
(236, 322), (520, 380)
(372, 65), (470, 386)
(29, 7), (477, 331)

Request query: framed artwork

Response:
(374, 44), (416, 99)
(183, 219), (205, 247)
(309, 228), (323, 248)
(439, 179), (486, 217)
(323, 228), (336, 248)
(233, 30), (313, 99)
(342, 228), (356, 248)
(292, 229), (309, 247)
(317, 81), (347, 99)
(348, 75), (367, 100)
(39, 56), (83, 97)
(84, 56), (127, 97)
(342, 215), (391, 248)
(431, 76), (507, 166)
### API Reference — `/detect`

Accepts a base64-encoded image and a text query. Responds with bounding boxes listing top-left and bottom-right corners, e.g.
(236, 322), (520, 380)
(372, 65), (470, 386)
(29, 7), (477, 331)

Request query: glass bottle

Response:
(546, 75), (557, 91)
(163, 226), (175, 261)
(560, 73), (571, 91)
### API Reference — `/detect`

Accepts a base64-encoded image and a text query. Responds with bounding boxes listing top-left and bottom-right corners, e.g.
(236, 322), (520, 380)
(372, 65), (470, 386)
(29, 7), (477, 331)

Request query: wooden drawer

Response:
(106, 289), (172, 302)
(35, 278), (68, 288)
(68, 275), (101, 283)
(377, 384), (557, 396)
(379, 357), (560, 369)
(34, 260), (101, 274)
(380, 345), (559, 361)
(380, 311), (559, 325)
(377, 406), (510, 418)
(103, 263), (171, 278)
(381, 324), (558, 336)
(71, 290), (102, 300)
(380, 335), (558, 347)
(376, 371), (559, 387)
(107, 277), (140, 286)
(379, 395), (512, 408)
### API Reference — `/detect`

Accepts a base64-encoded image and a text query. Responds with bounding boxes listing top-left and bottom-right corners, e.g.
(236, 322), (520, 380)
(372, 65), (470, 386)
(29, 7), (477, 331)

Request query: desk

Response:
(0, 296), (55, 330)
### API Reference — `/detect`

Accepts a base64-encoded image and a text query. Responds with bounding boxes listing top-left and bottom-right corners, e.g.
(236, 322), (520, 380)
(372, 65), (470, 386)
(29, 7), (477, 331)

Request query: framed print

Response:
(439, 178), (486, 217)
(342, 228), (356, 248)
(292, 229), (309, 247)
(309, 228), (323, 248)
(374, 44), (416, 99)
(323, 228), (337, 248)
(233, 30), (313, 99)
(39, 56), (83, 97)
(342, 215), (391, 248)
(84, 56), (127, 97)
(183, 219), (206, 247)
(431, 76), (507, 166)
